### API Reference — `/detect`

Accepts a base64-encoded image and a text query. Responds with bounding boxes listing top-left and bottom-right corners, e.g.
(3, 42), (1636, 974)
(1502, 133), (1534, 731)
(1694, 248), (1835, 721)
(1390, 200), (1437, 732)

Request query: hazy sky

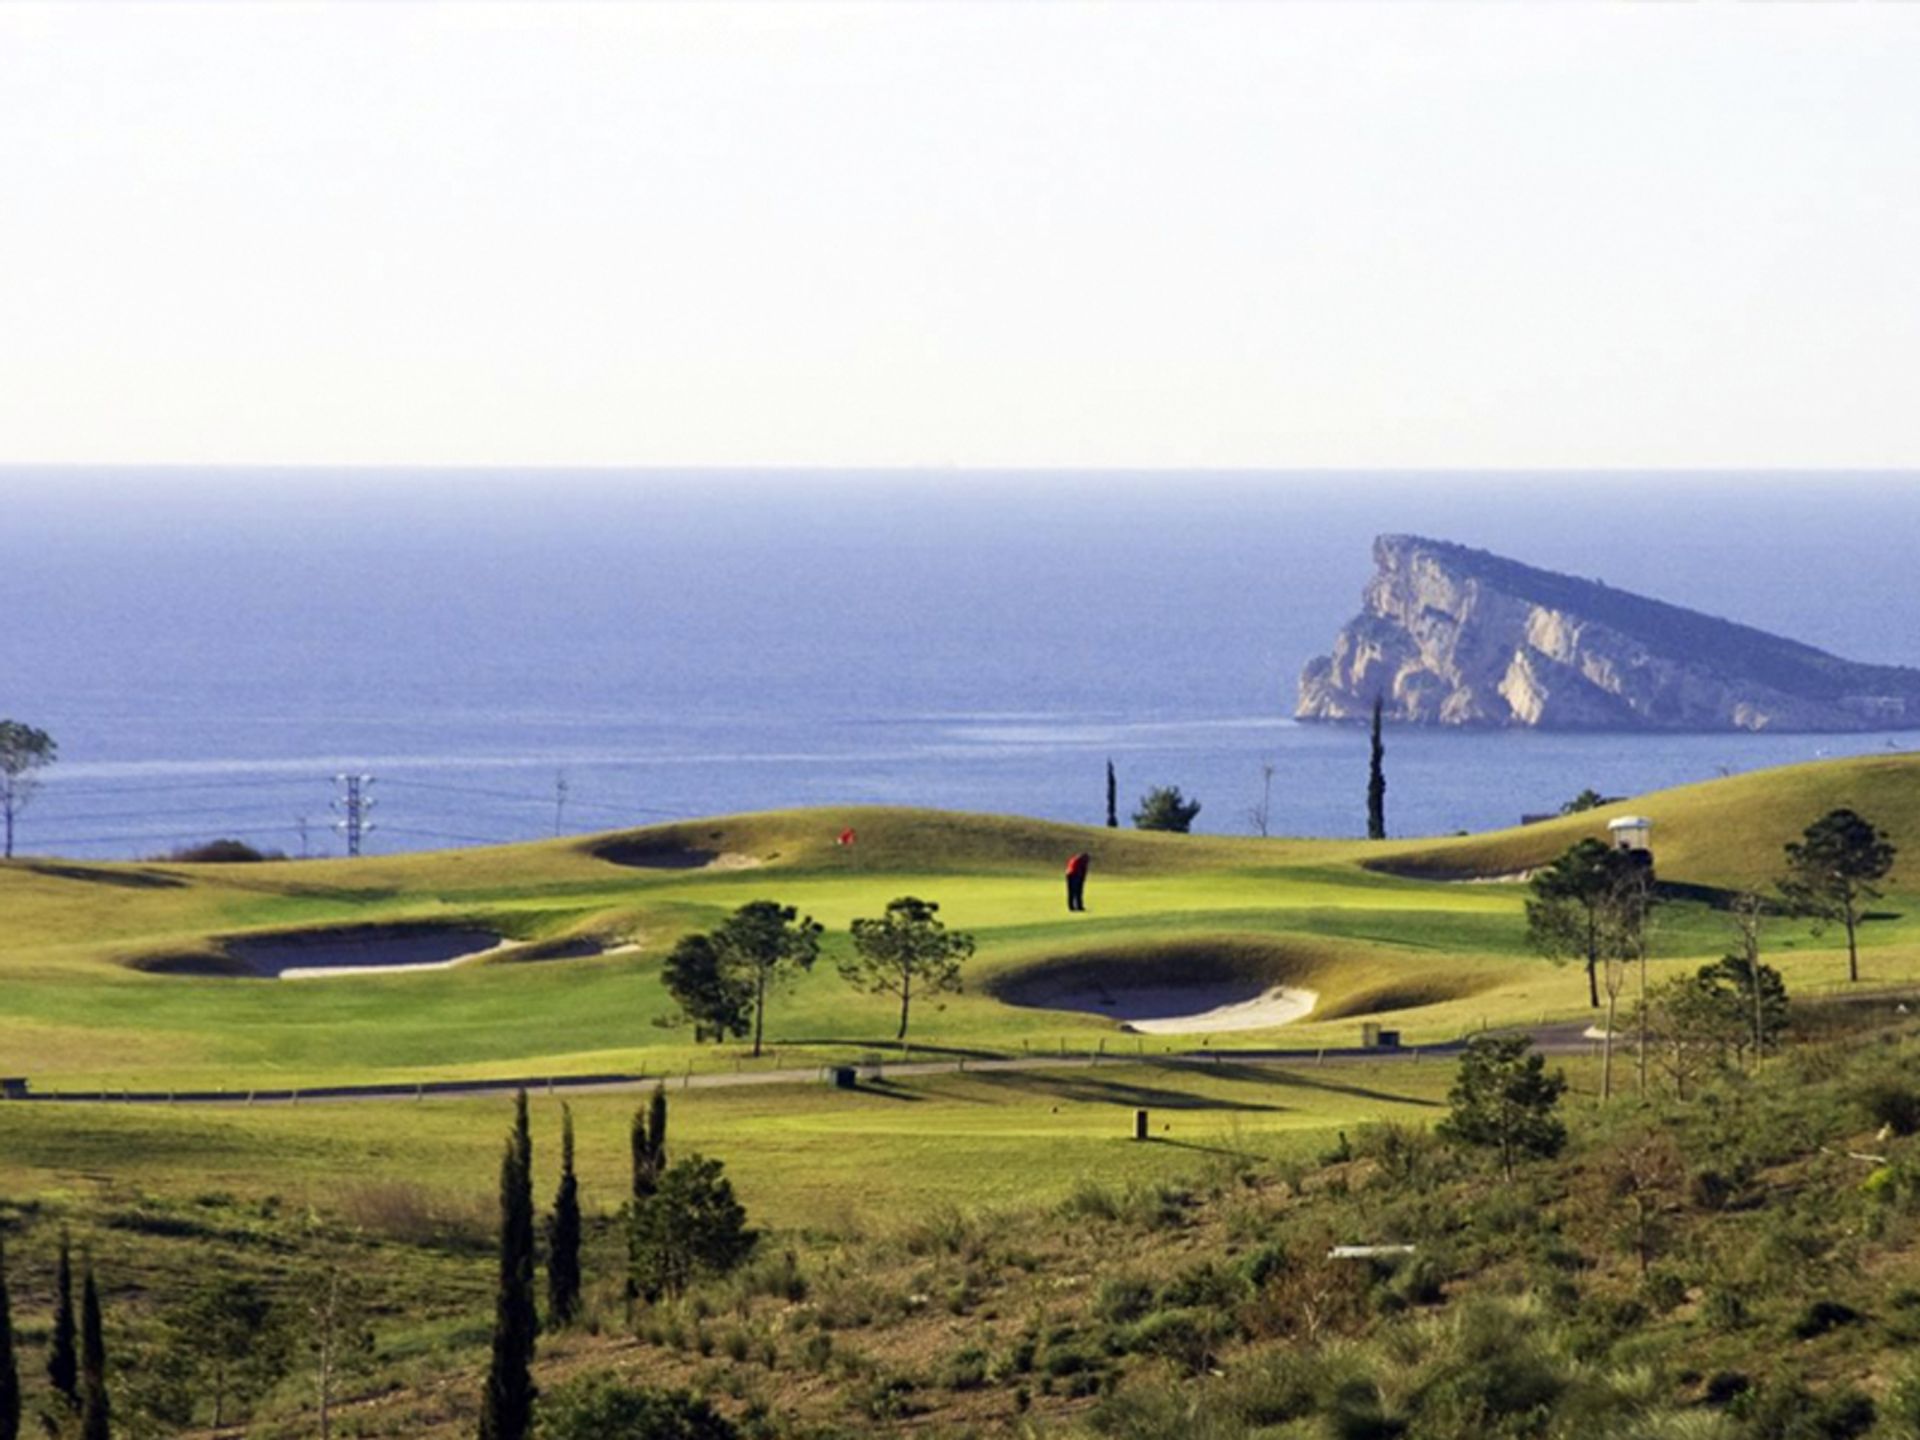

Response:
(3, 3), (1917, 470)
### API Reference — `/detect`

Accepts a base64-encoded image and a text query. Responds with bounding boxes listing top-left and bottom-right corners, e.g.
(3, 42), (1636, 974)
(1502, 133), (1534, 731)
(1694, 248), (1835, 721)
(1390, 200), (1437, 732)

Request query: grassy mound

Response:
(1373, 752), (1920, 890)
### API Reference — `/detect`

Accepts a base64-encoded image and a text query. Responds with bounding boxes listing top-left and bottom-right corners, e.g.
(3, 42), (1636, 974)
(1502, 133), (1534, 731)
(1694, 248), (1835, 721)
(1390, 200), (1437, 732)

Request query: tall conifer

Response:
(78, 1262), (107, 1440)
(0, 1234), (19, 1440)
(47, 1231), (76, 1412)
(646, 1084), (667, 1183)
(547, 1104), (581, 1327)
(479, 1091), (536, 1440)
(1366, 695), (1387, 841)
(626, 1086), (669, 1311)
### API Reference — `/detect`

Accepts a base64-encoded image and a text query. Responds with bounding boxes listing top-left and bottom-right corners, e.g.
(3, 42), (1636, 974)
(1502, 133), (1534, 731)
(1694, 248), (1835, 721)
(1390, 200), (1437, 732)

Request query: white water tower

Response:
(1607, 815), (1653, 856)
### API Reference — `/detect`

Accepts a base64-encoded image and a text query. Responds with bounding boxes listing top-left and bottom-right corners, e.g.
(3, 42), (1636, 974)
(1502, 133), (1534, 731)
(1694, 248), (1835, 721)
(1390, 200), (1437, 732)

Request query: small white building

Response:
(1608, 815), (1653, 855)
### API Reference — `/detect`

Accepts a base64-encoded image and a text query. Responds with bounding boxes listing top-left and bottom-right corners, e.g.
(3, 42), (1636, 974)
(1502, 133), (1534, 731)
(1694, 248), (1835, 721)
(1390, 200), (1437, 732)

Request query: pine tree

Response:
(1366, 695), (1387, 841)
(79, 1262), (108, 1440)
(47, 1231), (76, 1412)
(1105, 760), (1118, 829)
(547, 1104), (582, 1328)
(479, 1091), (536, 1440)
(0, 1234), (19, 1440)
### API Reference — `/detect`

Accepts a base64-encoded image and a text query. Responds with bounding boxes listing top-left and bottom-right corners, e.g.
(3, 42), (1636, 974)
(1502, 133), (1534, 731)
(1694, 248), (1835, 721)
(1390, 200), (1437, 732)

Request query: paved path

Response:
(5, 1024), (1603, 1107)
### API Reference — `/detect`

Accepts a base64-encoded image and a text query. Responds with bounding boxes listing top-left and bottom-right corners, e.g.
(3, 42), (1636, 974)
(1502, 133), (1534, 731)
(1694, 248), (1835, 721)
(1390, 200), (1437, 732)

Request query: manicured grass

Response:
(0, 757), (1915, 1093)
(0, 1060), (1453, 1231)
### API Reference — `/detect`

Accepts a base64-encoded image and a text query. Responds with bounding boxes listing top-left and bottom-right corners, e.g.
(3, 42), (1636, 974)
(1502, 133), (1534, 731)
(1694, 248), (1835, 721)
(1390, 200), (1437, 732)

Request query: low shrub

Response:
(1117, 1307), (1231, 1373)
(158, 838), (288, 863)
(1159, 1258), (1249, 1310)
(1735, 1379), (1875, 1440)
(1094, 1273), (1156, 1325)
(536, 1375), (736, 1440)
(1703, 1370), (1752, 1406)
(1862, 1080), (1920, 1137)
(941, 1347), (988, 1391)
(1791, 1299), (1863, 1340)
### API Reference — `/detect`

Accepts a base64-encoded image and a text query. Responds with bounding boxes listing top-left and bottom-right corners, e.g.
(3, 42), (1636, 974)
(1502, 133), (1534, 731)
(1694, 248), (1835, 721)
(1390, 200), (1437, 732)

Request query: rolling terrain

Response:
(1, 753), (1917, 1094)
(2, 753), (1919, 1436)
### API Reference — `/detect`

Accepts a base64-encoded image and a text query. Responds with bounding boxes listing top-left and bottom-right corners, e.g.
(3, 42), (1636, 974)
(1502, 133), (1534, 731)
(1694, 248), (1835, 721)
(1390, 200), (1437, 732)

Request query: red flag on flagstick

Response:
(837, 828), (857, 847)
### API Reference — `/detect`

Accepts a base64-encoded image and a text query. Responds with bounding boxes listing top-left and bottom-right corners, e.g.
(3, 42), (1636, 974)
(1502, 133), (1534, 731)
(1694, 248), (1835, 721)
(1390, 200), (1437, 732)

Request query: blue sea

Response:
(2, 470), (1917, 860)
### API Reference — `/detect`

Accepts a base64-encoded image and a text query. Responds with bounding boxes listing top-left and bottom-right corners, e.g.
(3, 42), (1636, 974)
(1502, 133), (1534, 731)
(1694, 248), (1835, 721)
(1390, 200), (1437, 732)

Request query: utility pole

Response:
(553, 771), (569, 837)
(332, 774), (375, 857)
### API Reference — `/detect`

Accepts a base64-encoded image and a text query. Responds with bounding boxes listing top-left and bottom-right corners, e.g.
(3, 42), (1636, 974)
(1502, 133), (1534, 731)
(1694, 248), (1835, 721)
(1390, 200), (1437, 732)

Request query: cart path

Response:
(7, 1025), (1604, 1106)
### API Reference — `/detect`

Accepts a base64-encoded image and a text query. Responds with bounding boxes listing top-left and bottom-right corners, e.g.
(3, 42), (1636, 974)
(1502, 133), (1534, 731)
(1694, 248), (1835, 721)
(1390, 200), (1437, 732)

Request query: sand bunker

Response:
(1120, 985), (1318, 1035)
(1004, 973), (1318, 1034)
(593, 838), (763, 871)
(141, 925), (506, 979)
(991, 940), (1324, 1035)
(1039, 982), (1318, 1035)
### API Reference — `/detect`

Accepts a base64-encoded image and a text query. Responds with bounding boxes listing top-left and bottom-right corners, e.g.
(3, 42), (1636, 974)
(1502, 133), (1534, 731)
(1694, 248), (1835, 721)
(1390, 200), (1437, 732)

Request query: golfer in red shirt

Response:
(1065, 851), (1090, 912)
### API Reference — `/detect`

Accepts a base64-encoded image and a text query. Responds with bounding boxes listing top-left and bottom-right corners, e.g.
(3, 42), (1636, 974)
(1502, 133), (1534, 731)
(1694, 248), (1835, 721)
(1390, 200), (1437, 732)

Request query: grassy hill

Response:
(1, 756), (1918, 1090)
(2, 754), (1920, 1436)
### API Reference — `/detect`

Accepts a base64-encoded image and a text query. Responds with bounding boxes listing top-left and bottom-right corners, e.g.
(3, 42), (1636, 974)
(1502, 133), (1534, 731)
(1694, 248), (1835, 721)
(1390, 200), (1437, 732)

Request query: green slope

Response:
(0, 756), (1915, 1089)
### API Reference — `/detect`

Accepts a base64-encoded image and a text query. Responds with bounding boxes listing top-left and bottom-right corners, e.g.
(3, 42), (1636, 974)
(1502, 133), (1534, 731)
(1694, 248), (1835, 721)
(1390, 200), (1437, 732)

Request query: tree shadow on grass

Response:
(850, 1078), (924, 1103)
(26, 863), (187, 890)
(966, 1069), (1290, 1113)
(1198, 1061), (1445, 1109)
(781, 1038), (1005, 1061)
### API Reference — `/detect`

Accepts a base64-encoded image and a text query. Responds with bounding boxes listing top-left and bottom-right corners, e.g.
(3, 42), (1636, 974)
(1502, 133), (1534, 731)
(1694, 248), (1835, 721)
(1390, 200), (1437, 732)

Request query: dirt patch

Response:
(133, 924), (505, 980)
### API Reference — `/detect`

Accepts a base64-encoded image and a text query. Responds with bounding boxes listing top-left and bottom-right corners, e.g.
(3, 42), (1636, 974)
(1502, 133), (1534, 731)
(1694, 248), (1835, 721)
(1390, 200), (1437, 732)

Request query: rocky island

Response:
(1298, 534), (1920, 731)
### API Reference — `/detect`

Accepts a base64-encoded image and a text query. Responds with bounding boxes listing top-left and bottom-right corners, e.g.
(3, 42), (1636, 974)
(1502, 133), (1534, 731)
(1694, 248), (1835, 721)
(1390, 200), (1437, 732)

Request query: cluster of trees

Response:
(481, 1086), (755, 1440)
(1525, 804), (1898, 1102)
(0, 1227), (375, 1440)
(1637, 947), (1788, 1100)
(664, 896), (975, 1049)
(0, 1233), (111, 1440)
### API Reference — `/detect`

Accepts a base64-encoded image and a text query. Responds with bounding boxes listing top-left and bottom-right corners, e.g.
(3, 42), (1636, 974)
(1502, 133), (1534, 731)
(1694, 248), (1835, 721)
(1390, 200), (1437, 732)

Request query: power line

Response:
(33, 803), (301, 824)
(43, 776), (315, 798)
(379, 776), (556, 803)
(33, 824), (296, 847)
(378, 774), (690, 818)
(379, 823), (515, 847)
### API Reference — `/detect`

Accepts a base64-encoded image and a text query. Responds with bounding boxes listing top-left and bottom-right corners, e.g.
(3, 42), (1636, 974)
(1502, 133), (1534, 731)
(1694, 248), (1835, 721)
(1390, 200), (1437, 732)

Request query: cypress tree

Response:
(646, 1084), (667, 1184)
(0, 1234), (19, 1440)
(1366, 695), (1387, 841)
(1105, 760), (1118, 829)
(78, 1262), (107, 1440)
(47, 1231), (76, 1412)
(547, 1104), (582, 1328)
(479, 1091), (536, 1440)
(626, 1087), (669, 1312)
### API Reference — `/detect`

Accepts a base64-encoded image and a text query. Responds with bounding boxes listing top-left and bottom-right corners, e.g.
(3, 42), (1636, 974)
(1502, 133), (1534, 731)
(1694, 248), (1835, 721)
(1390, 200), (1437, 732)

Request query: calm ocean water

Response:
(2, 471), (1917, 859)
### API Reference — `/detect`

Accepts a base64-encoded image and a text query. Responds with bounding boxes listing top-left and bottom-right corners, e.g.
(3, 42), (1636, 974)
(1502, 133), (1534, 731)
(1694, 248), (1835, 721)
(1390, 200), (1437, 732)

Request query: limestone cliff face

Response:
(1297, 536), (1920, 732)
